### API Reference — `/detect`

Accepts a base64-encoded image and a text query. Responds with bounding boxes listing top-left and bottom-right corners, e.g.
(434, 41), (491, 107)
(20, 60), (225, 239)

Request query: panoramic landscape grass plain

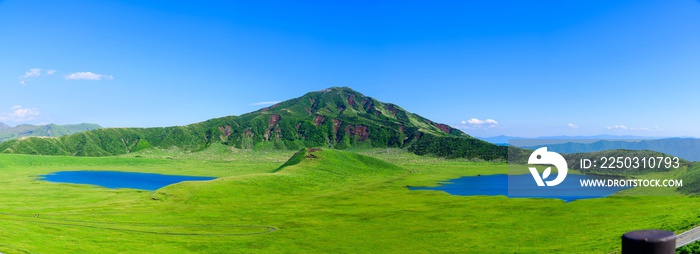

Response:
(4, 0), (700, 253)
(0, 145), (698, 253)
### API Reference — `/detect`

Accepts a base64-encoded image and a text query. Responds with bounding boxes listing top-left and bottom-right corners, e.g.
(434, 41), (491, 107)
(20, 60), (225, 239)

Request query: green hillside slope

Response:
(0, 123), (102, 142)
(677, 162), (700, 195)
(0, 87), (506, 160)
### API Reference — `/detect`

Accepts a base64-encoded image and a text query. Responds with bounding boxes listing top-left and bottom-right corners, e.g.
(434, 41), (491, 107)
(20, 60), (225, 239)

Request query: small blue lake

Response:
(409, 174), (630, 202)
(40, 171), (217, 191)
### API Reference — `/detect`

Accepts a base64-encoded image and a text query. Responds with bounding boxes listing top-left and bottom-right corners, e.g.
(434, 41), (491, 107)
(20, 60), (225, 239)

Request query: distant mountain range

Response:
(0, 123), (102, 142)
(0, 87), (506, 160)
(480, 135), (700, 161)
(478, 135), (672, 145)
(511, 138), (700, 162)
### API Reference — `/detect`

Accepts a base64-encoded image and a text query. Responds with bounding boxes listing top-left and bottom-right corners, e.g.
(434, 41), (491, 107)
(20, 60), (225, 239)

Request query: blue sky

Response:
(1, 0), (699, 137)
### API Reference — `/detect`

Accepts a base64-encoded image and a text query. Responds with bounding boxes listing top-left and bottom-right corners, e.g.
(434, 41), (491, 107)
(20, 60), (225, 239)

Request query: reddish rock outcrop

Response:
(269, 114), (281, 127)
(332, 119), (342, 133)
(265, 114), (282, 140)
(434, 123), (452, 133)
(353, 125), (369, 141)
(345, 125), (369, 141)
(219, 125), (232, 141)
(348, 95), (355, 106)
(362, 98), (374, 112)
(313, 115), (326, 127)
(386, 104), (399, 115)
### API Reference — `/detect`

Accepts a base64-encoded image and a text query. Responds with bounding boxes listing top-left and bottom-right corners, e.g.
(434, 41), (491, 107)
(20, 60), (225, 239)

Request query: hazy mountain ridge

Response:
(479, 135), (671, 145)
(0, 87), (506, 160)
(0, 123), (102, 142)
(519, 139), (700, 162)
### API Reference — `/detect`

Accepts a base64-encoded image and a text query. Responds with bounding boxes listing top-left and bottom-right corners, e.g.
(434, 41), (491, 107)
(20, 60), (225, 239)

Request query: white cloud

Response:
(19, 68), (43, 85)
(606, 125), (660, 131)
(18, 68), (114, 84)
(64, 72), (114, 80)
(466, 118), (498, 126)
(251, 101), (281, 106)
(459, 118), (499, 129)
(0, 105), (40, 122)
(19, 68), (59, 85)
(22, 68), (42, 79)
(607, 125), (628, 130)
(567, 123), (579, 129)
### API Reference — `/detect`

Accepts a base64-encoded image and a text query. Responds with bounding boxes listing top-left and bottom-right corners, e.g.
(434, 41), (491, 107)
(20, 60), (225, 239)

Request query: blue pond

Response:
(40, 171), (217, 191)
(409, 174), (630, 202)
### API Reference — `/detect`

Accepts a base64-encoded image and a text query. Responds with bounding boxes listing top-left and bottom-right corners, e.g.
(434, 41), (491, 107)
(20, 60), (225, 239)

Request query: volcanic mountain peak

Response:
(0, 87), (505, 160)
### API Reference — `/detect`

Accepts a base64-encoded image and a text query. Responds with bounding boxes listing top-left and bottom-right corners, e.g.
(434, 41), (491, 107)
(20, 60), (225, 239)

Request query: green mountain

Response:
(0, 87), (506, 160)
(0, 123), (102, 142)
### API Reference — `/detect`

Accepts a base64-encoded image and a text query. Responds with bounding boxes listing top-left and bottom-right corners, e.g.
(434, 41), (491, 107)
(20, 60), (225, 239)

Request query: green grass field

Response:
(0, 145), (698, 253)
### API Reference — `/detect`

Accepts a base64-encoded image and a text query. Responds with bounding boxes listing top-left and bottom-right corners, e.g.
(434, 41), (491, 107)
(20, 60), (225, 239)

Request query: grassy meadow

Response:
(0, 145), (698, 253)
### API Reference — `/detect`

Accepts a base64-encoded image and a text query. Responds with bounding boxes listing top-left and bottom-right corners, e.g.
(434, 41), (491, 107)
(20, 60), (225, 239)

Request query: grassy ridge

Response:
(0, 148), (698, 253)
(159, 149), (405, 204)
(0, 126), (208, 156)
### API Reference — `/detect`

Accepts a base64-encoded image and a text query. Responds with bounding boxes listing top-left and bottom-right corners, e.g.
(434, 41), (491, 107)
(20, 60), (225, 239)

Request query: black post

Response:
(622, 230), (675, 254)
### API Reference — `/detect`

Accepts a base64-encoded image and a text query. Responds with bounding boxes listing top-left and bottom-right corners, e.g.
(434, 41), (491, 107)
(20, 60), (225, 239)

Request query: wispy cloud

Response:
(22, 68), (42, 79)
(607, 125), (628, 130)
(606, 125), (660, 131)
(458, 118), (499, 129)
(0, 105), (40, 122)
(19, 69), (113, 84)
(251, 101), (281, 106)
(19, 68), (53, 85)
(567, 123), (579, 129)
(64, 72), (114, 81)
(465, 118), (498, 126)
